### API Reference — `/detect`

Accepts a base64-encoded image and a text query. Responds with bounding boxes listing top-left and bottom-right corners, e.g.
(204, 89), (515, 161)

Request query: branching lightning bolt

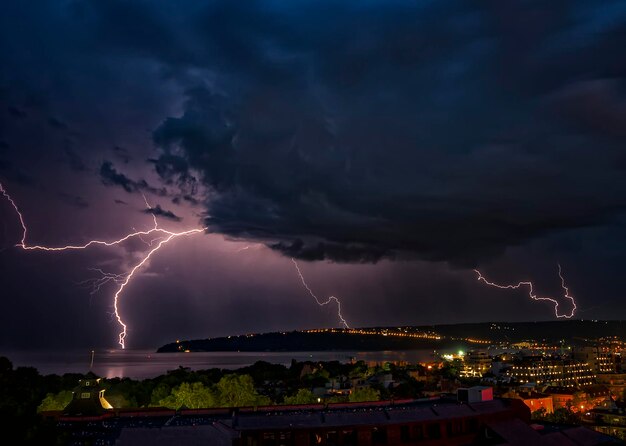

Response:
(474, 264), (577, 318)
(1, 181), (205, 348)
(3, 180), (581, 342)
(2, 181), (354, 347)
(78, 269), (128, 296)
(111, 227), (204, 347)
(291, 258), (349, 328)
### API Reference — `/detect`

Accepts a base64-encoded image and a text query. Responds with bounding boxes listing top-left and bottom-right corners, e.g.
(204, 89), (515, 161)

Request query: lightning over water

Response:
(1, 181), (205, 348)
(291, 258), (350, 328)
(2, 181), (354, 347)
(474, 264), (577, 319)
(3, 180), (578, 347)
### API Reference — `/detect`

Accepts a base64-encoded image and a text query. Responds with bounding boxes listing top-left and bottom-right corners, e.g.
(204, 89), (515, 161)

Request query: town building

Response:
(505, 390), (554, 414)
(597, 373), (626, 401)
(457, 386), (493, 403)
(540, 385), (610, 412)
(507, 358), (595, 387)
(64, 374), (113, 416)
(460, 350), (491, 378)
(42, 391), (623, 445)
(573, 346), (620, 374)
(108, 397), (620, 445)
(583, 399), (626, 441)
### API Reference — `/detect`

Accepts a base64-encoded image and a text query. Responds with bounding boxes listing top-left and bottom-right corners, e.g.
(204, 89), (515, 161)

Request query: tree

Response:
(349, 387), (380, 403)
(531, 407), (547, 421)
(391, 378), (424, 399)
(150, 383), (171, 406)
(159, 382), (216, 409)
(217, 374), (270, 407)
(284, 389), (317, 405)
(348, 361), (368, 379)
(37, 391), (73, 412)
(548, 408), (581, 425)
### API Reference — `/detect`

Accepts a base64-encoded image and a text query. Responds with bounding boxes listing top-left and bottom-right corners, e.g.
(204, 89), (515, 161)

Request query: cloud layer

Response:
(142, 1), (626, 265)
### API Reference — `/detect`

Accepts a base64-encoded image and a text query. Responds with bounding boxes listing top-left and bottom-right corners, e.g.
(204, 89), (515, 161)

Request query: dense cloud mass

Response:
(142, 0), (626, 265)
(1, 1), (626, 265)
(100, 161), (166, 196)
(143, 204), (182, 222)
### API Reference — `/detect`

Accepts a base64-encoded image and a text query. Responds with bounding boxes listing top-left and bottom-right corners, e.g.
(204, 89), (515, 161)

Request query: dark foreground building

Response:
(46, 397), (620, 445)
(63, 375), (113, 416)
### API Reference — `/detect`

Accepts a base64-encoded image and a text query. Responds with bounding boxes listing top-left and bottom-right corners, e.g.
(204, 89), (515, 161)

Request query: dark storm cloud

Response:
(99, 161), (166, 196)
(7, 106), (26, 119)
(4, 0), (626, 269)
(0, 142), (33, 185)
(113, 146), (132, 164)
(47, 117), (68, 130)
(148, 154), (197, 193)
(172, 194), (200, 206)
(3, 0), (626, 349)
(142, 204), (182, 222)
(549, 79), (626, 139)
(64, 146), (87, 172)
(100, 161), (136, 193)
(142, 0), (626, 265)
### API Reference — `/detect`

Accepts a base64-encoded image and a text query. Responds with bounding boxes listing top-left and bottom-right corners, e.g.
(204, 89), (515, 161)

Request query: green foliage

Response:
(3, 352), (518, 445)
(237, 361), (289, 384)
(150, 382), (171, 406)
(159, 382), (216, 409)
(301, 367), (331, 388)
(217, 374), (270, 407)
(349, 387), (381, 403)
(348, 361), (368, 378)
(440, 361), (460, 379)
(531, 407), (547, 421)
(284, 389), (317, 405)
(37, 390), (73, 412)
(327, 394), (349, 403)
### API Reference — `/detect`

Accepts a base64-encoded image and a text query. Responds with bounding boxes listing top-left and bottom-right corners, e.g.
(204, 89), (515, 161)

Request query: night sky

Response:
(2, 1), (626, 349)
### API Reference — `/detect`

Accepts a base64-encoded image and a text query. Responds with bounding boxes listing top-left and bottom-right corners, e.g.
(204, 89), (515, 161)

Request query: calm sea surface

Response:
(1, 349), (442, 379)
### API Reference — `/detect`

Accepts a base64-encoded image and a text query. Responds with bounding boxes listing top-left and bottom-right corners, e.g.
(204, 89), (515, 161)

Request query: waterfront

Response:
(1, 349), (441, 379)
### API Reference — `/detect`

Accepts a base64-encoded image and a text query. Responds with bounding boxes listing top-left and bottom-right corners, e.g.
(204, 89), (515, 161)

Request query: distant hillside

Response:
(429, 320), (626, 341)
(157, 320), (626, 353)
(158, 331), (447, 353)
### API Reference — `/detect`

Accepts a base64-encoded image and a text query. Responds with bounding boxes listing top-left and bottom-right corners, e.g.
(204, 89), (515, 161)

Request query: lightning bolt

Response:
(4, 181), (580, 342)
(474, 264), (577, 318)
(291, 258), (349, 328)
(2, 181), (354, 348)
(111, 227), (204, 347)
(0, 182), (28, 247)
(1, 181), (205, 348)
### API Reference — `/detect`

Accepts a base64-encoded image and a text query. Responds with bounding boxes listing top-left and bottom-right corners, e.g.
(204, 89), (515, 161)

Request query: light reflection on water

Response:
(1, 349), (440, 379)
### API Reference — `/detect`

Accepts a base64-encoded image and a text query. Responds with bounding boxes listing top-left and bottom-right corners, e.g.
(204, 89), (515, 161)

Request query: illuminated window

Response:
(81, 392), (91, 399)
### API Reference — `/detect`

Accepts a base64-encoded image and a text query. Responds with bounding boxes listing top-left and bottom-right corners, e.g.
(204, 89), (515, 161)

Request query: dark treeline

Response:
(0, 356), (434, 445)
(0, 357), (75, 445)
